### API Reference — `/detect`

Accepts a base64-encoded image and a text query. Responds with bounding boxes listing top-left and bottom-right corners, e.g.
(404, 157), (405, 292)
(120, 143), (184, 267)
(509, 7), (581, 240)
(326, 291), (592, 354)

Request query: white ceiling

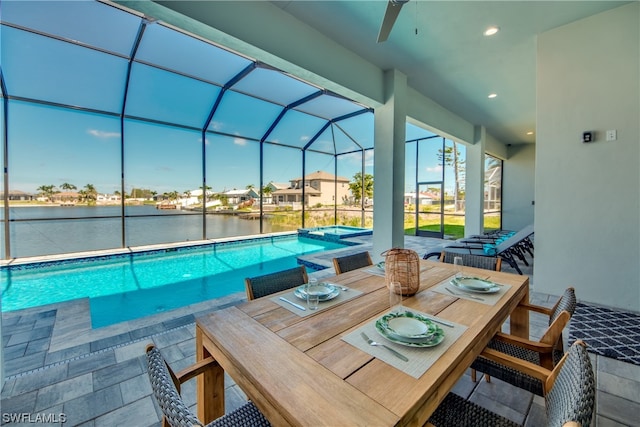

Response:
(268, 1), (628, 145)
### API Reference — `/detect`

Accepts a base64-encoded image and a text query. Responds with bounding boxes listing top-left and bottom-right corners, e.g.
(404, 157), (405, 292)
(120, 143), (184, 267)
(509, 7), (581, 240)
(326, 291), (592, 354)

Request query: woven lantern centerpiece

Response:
(382, 248), (421, 296)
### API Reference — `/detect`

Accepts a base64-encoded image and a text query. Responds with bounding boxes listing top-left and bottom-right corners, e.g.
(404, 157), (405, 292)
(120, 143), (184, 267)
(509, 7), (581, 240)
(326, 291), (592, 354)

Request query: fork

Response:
(360, 332), (408, 361)
(445, 287), (485, 301)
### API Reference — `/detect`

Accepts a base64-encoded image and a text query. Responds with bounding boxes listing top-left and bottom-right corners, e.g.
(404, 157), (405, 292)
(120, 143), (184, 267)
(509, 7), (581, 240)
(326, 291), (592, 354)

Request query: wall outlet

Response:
(606, 130), (617, 141)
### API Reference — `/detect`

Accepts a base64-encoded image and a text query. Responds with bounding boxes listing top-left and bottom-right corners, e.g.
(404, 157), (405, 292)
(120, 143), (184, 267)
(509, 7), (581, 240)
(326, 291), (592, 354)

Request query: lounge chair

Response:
(424, 224), (534, 274)
(145, 344), (271, 427)
(459, 223), (534, 261)
(245, 266), (308, 300)
(332, 251), (373, 274)
(428, 340), (595, 427)
(470, 287), (577, 396)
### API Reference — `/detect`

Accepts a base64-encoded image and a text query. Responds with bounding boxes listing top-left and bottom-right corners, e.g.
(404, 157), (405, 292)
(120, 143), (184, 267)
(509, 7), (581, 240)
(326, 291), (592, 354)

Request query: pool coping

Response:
(0, 231), (300, 269)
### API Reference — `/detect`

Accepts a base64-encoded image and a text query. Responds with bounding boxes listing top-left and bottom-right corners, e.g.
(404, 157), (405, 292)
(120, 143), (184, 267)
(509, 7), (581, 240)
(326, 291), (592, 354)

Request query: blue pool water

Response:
(299, 225), (372, 240)
(0, 235), (346, 327)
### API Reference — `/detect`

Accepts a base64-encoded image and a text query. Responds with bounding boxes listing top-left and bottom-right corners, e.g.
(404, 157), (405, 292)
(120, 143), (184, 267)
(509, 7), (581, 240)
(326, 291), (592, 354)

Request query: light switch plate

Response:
(606, 130), (617, 141)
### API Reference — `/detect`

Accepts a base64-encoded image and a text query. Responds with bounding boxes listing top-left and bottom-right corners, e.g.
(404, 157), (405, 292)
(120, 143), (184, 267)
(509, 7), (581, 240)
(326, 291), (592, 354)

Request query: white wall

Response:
(502, 144), (535, 231)
(535, 3), (639, 310)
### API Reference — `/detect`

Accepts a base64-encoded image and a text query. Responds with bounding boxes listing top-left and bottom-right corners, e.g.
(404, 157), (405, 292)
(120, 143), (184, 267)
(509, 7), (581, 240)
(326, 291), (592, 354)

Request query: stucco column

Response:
(465, 126), (486, 236)
(372, 69), (407, 261)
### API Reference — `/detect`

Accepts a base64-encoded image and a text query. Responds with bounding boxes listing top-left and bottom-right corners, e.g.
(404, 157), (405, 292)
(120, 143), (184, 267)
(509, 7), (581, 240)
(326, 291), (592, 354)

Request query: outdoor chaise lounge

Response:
(424, 224), (534, 274)
(459, 223), (534, 261)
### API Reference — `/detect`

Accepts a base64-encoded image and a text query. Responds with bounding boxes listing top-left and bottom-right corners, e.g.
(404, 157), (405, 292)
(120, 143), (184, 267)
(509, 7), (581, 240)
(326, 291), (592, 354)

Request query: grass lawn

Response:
(404, 215), (501, 239)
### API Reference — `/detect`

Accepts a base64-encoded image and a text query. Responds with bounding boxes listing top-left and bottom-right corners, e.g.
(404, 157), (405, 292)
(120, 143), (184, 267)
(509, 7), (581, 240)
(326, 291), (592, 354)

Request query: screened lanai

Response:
(1, 0), (494, 260)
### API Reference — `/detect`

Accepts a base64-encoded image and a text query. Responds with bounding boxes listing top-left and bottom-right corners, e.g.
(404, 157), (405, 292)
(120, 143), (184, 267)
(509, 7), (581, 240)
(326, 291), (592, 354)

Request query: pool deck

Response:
(1, 235), (638, 426)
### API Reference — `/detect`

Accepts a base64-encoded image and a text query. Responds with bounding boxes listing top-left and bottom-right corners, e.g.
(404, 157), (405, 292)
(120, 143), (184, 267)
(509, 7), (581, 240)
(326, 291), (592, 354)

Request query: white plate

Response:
(450, 277), (501, 294)
(375, 312), (445, 347)
(294, 283), (340, 301)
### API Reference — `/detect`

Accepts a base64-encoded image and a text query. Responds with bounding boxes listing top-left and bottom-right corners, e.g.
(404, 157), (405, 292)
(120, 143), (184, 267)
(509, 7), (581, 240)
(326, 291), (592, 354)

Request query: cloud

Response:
(340, 150), (374, 167)
(233, 137), (247, 146)
(210, 121), (223, 131)
(426, 165), (443, 173)
(300, 135), (310, 142)
(88, 129), (120, 139)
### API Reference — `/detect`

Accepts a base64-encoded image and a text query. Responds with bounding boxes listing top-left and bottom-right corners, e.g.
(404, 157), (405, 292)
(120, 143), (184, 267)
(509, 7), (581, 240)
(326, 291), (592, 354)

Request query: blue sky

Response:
(1, 0), (462, 197)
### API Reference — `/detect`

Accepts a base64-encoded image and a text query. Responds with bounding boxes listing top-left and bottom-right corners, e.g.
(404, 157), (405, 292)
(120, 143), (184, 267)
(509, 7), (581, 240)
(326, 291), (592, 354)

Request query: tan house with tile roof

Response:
(272, 171), (351, 206)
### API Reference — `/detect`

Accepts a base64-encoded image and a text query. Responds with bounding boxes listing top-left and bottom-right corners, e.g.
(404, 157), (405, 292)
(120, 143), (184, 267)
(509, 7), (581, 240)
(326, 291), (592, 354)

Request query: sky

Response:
(1, 0), (463, 197)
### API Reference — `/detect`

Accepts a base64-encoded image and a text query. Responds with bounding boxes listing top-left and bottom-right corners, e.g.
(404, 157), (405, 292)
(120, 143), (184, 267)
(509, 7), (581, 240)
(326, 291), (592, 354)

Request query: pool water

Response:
(299, 225), (372, 240)
(0, 236), (345, 327)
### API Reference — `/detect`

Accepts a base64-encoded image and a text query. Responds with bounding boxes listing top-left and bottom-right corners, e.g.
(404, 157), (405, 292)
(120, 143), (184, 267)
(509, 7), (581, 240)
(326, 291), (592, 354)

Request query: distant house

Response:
(223, 188), (260, 206)
(272, 171), (350, 206)
(404, 191), (437, 206)
(262, 182), (289, 205)
(96, 193), (121, 204)
(52, 191), (80, 203)
(0, 190), (35, 201)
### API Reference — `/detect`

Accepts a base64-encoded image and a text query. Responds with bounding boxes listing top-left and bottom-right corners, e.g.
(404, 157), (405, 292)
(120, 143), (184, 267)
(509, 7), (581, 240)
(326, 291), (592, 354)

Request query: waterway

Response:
(2, 206), (282, 258)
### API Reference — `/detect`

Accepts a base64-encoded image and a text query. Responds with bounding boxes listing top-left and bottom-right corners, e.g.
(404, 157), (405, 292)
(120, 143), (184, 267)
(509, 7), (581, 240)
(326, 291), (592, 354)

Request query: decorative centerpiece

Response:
(382, 248), (420, 296)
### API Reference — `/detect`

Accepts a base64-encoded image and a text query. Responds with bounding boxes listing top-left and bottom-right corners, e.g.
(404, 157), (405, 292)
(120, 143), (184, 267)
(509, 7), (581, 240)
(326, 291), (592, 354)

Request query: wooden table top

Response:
(196, 260), (529, 426)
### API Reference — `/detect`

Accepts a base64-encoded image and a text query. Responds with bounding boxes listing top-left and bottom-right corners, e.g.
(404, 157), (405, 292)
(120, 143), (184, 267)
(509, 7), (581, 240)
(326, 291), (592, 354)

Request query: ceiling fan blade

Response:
(377, 0), (409, 43)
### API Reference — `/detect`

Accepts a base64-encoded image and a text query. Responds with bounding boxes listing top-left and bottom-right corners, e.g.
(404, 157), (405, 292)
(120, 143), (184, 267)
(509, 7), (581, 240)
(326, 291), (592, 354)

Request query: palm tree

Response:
(348, 172), (374, 204)
(262, 185), (272, 204)
(484, 156), (502, 210)
(438, 142), (465, 211)
(60, 182), (76, 191)
(81, 183), (98, 205)
(36, 185), (58, 202)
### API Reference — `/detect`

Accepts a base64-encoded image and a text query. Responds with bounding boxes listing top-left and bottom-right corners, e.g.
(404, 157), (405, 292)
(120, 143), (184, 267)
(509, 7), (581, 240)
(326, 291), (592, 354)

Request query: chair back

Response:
(440, 250), (501, 271)
(545, 341), (595, 426)
(146, 345), (204, 427)
(245, 265), (308, 300)
(549, 287), (577, 325)
(494, 224), (534, 254)
(333, 251), (373, 274)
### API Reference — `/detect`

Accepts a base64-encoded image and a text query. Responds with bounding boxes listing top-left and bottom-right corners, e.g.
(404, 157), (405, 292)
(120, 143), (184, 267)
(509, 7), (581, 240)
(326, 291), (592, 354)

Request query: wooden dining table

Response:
(195, 259), (530, 426)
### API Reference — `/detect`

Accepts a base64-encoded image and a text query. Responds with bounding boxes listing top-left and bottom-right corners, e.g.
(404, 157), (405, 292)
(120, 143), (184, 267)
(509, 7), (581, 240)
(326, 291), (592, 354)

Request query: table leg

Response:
(509, 287), (530, 338)
(196, 325), (225, 423)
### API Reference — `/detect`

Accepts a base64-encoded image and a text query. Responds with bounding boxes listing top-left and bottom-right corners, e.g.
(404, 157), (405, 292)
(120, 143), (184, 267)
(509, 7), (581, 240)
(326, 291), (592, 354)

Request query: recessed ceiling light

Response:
(526, 131), (534, 135)
(488, 93), (497, 99)
(484, 26), (500, 36)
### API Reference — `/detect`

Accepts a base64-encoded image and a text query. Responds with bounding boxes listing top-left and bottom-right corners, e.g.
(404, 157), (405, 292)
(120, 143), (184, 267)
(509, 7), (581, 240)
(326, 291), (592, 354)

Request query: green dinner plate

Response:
(375, 311), (445, 347)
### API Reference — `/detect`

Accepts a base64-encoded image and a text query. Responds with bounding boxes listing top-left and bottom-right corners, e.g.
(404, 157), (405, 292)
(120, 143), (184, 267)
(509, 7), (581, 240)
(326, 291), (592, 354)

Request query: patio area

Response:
(1, 236), (638, 426)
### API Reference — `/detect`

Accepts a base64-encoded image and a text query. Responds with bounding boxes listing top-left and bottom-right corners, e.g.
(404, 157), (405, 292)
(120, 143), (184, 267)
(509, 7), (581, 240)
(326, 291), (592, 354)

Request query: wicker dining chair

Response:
(332, 251), (373, 274)
(471, 287), (577, 396)
(145, 345), (271, 427)
(440, 250), (502, 271)
(428, 340), (595, 427)
(244, 265), (308, 300)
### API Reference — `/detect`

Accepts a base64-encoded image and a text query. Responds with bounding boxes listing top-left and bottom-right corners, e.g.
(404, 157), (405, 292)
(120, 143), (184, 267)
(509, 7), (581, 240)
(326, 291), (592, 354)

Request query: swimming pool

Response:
(0, 235), (347, 327)
(298, 225), (373, 241)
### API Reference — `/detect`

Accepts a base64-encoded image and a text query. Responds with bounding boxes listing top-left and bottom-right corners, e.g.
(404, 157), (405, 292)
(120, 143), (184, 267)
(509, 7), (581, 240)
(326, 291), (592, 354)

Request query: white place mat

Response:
(271, 285), (363, 317)
(342, 310), (467, 379)
(363, 267), (386, 277)
(432, 275), (510, 305)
